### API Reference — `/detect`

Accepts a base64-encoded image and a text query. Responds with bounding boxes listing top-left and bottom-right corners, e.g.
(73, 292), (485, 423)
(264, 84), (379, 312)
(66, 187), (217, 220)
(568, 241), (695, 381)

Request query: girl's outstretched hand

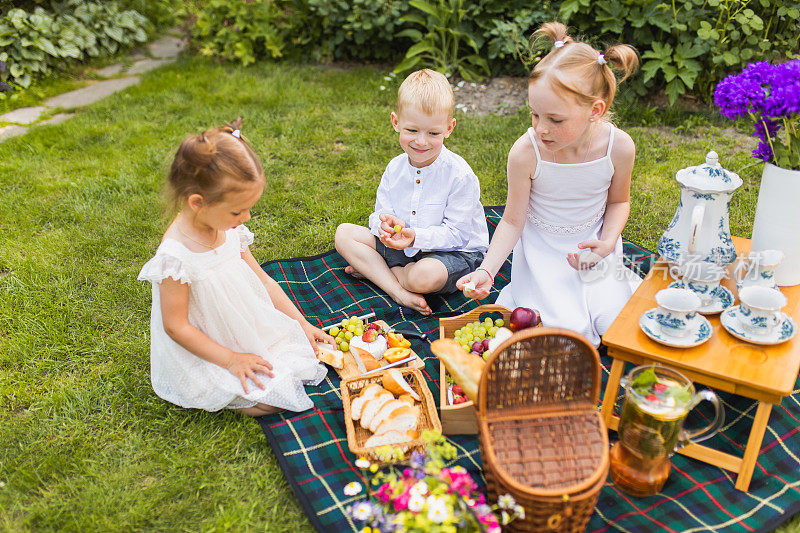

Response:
(567, 239), (614, 270)
(226, 352), (274, 394)
(456, 269), (493, 300)
(300, 321), (335, 354)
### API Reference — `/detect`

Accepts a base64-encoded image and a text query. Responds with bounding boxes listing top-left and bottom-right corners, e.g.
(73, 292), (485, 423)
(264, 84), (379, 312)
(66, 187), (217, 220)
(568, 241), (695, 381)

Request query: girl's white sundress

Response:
(137, 225), (327, 412)
(496, 126), (641, 346)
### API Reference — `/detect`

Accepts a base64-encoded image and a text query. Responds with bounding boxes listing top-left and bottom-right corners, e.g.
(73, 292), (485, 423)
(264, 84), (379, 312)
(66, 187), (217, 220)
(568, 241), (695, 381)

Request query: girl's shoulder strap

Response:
(526, 127), (543, 180)
(605, 124), (616, 157)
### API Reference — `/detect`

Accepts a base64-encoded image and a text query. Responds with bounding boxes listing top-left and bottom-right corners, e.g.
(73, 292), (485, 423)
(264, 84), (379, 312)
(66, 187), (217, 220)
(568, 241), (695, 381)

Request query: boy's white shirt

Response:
(368, 145), (489, 257)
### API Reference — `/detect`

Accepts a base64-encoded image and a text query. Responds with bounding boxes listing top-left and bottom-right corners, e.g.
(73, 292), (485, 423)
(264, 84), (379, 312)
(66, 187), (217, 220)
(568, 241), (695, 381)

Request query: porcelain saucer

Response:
(667, 280), (734, 315)
(720, 306), (797, 345)
(639, 308), (712, 348)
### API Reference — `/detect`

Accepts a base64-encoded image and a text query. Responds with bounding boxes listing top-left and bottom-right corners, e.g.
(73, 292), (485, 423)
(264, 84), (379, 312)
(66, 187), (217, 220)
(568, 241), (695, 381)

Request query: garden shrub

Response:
(557, 0), (800, 103)
(0, 0), (150, 91)
(285, 0), (413, 62)
(189, 0), (286, 65)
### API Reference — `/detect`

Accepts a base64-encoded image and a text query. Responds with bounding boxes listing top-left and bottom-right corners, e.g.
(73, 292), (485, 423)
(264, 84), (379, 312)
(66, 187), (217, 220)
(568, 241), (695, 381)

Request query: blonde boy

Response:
(335, 69), (489, 315)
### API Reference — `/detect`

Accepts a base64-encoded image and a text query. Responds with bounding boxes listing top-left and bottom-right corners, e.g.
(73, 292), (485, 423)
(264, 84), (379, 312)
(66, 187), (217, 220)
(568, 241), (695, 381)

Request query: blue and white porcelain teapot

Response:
(657, 151), (742, 266)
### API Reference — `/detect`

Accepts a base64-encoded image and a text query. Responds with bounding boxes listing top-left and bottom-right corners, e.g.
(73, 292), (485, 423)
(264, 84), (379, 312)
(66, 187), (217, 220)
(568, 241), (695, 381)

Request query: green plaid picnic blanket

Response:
(257, 207), (800, 533)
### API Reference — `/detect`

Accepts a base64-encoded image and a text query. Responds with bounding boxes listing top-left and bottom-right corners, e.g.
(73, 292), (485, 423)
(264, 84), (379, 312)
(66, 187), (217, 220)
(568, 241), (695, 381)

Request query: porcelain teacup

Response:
(733, 249), (784, 290)
(737, 285), (787, 336)
(655, 288), (702, 338)
(680, 261), (726, 306)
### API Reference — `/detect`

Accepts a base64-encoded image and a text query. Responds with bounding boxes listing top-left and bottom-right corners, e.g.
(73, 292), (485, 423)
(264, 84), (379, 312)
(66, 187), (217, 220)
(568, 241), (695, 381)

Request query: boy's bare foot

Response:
(344, 265), (365, 279)
(392, 289), (432, 316)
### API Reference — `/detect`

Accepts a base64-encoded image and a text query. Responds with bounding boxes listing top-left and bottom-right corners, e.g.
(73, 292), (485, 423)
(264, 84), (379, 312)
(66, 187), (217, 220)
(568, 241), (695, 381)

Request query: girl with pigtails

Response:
(138, 118), (333, 416)
(458, 22), (643, 346)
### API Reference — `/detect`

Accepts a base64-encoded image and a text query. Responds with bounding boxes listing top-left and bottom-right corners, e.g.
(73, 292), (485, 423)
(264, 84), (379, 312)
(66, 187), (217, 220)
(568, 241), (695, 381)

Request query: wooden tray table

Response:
(601, 237), (800, 492)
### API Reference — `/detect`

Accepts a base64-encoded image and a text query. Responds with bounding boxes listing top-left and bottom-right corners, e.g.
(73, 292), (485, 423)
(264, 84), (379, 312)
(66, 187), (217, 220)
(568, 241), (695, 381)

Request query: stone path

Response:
(0, 33), (185, 142)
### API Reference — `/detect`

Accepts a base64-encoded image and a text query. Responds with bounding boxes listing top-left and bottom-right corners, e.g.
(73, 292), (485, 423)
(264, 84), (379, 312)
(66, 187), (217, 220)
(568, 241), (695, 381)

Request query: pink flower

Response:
(376, 483), (393, 504)
(394, 490), (411, 511)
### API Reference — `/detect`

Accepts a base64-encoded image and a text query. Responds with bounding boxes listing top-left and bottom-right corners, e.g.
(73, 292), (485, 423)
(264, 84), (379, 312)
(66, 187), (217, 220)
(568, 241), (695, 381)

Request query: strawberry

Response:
(362, 329), (378, 343)
(453, 395), (467, 405)
(452, 384), (463, 395)
(645, 394), (659, 402)
(367, 322), (382, 331)
(653, 382), (668, 393)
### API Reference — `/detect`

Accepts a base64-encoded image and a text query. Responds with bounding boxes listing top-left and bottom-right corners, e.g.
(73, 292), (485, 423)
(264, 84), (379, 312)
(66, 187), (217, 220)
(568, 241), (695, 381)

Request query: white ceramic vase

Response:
(750, 163), (800, 286)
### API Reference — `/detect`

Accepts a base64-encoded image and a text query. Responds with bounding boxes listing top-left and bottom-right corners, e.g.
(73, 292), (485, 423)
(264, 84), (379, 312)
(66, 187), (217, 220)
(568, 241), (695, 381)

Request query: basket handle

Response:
(477, 327), (602, 419)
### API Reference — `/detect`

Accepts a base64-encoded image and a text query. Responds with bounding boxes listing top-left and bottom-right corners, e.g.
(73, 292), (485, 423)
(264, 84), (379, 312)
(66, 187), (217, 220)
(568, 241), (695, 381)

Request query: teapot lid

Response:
(676, 151), (743, 192)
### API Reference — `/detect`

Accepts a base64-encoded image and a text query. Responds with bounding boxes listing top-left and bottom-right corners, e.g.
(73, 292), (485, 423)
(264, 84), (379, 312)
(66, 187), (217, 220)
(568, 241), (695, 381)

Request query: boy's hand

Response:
(300, 321), (335, 354)
(226, 352), (274, 394)
(378, 213), (414, 249)
(456, 270), (493, 300)
(566, 239), (614, 270)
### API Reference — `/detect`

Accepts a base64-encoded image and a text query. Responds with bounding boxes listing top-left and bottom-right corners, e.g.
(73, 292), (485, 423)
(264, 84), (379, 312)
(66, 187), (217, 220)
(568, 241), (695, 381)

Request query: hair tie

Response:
(231, 129), (241, 139)
(553, 40), (565, 49)
(597, 54), (607, 65)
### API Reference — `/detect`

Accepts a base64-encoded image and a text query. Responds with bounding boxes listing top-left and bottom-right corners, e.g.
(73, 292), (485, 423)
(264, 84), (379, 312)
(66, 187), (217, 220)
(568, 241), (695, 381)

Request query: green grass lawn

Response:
(1, 55), (793, 531)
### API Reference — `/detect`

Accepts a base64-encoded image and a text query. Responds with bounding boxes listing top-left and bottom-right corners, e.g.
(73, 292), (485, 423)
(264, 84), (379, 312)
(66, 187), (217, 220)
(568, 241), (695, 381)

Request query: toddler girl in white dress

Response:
(138, 118), (332, 416)
(458, 22), (642, 346)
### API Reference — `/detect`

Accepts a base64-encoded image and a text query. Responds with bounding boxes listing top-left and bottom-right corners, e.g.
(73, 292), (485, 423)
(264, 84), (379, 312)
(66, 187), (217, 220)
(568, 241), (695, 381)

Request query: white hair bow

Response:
(231, 129), (241, 139)
(553, 40), (565, 49)
(597, 54), (607, 65)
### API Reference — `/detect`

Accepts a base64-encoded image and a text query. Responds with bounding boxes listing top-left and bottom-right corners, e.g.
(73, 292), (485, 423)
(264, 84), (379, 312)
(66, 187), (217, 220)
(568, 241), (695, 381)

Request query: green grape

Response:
(484, 317), (493, 325)
(329, 326), (340, 337)
(346, 324), (355, 333)
(488, 326), (498, 336)
(341, 318), (348, 327)
(355, 328), (363, 336)
(344, 331), (354, 340)
(494, 318), (504, 327)
(477, 327), (487, 337)
(472, 321), (481, 328)
(339, 341), (349, 351)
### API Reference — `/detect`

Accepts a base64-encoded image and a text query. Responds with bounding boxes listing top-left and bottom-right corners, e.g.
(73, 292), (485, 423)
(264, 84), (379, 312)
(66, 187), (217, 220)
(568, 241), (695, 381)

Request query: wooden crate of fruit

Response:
(438, 304), (542, 435)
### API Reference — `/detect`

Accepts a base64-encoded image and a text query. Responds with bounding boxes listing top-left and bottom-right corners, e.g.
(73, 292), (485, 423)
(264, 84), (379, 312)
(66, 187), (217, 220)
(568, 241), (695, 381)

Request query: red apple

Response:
(510, 307), (541, 331)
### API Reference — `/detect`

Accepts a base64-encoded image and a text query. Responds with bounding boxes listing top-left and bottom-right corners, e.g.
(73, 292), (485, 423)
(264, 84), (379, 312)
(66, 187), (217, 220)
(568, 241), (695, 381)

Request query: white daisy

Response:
(407, 494), (425, 513)
(352, 502), (372, 521)
(498, 493), (516, 509)
(355, 458), (371, 469)
(343, 481), (362, 496)
(410, 481), (428, 496)
(427, 498), (451, 523)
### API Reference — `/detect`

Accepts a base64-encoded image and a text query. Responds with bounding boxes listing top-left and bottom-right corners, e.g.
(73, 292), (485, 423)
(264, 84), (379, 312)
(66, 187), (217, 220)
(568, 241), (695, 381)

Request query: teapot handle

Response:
(688, 202), (706, 255)
(676, 389), (724, 448)
(733, 258), (748, 284)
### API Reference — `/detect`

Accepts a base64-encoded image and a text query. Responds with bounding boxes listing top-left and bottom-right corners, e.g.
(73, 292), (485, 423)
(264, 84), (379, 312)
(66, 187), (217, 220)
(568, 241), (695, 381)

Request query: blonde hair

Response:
(396, 69), (454, 119)
(529, 22), (639, 114)
(164, 117), (265, 214)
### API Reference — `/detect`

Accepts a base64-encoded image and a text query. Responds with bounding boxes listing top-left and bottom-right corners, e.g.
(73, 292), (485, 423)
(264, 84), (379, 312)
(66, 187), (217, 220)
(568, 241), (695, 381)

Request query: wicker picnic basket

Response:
(341, 367), (441, 461)
(477, 327), (609, 532)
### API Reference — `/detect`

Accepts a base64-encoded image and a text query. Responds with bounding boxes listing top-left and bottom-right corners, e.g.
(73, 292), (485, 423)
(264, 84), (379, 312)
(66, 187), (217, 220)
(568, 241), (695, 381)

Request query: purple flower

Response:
(714, 59), (800, 167)
(409, 450), (426, 469)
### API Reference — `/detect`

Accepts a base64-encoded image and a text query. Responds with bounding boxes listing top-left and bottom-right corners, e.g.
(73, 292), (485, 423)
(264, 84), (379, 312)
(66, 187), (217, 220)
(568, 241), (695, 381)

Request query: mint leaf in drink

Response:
(666, 386), (691, 404)
(631, 368), (658, 395)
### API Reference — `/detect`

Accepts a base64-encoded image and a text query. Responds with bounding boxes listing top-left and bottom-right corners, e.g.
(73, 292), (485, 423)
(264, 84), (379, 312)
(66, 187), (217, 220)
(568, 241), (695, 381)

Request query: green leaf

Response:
(665, 78), (686, 105)
(9, 63), (23, 78)
(409, 0), (439, 18)
(396, 28), (424, 41)
(393, 53), (422, 73)
(405, 40), (436, 58)
(399, 13), (427, 26)
(104, 25), (124, 43)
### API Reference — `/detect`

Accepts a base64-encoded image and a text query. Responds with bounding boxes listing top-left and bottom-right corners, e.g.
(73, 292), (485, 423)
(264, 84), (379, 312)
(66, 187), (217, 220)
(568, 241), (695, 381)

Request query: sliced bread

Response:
(368, 399), (406, 433)
(350, 384), (384, 420)
(360, 392), (394, 429)
(374, 404), (419, 436)
(364, 429), (417, 448)
(381, 369), (420, 401)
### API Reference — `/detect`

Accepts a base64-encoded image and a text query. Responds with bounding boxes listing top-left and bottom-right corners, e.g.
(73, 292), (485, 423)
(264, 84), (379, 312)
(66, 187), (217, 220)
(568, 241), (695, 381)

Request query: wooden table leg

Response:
(735, 401), (773, 491)
(601, 359), (626, 428)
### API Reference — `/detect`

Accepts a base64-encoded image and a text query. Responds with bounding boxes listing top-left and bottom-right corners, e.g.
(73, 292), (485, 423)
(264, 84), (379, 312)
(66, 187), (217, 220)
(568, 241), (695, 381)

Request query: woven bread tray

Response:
(477, 327), (609, 532)
(341, 367), (441, 461)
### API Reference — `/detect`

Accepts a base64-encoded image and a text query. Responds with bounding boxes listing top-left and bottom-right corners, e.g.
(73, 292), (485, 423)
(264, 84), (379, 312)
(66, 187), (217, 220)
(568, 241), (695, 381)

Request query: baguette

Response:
(360, 392), (394, 428)
(430, 338), (484, 403)
(374, 405), (418, 436)
(316, 344), (344, 369)
(382, 369), (420, 401)
(351, 384), (383, 420)
(364, 429), (417, 448)
(350, 346), (381, 371)
(369, 399), (405, 433)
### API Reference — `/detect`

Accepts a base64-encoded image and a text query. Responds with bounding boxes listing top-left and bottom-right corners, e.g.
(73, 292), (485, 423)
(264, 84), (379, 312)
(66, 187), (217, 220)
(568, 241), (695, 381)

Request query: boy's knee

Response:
(334, 223), (356, 251)
(404, 262), (448, 294)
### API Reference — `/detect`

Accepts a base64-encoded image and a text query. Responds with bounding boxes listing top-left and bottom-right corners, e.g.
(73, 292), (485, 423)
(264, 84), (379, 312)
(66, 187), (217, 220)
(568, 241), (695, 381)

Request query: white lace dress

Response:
(137, 225), (327, 412)
(496, 126), (641, 346)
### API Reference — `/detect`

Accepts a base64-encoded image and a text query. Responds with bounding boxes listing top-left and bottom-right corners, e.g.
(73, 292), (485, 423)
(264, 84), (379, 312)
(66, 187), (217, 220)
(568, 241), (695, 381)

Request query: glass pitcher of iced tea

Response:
(610, 365), (724, 497)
